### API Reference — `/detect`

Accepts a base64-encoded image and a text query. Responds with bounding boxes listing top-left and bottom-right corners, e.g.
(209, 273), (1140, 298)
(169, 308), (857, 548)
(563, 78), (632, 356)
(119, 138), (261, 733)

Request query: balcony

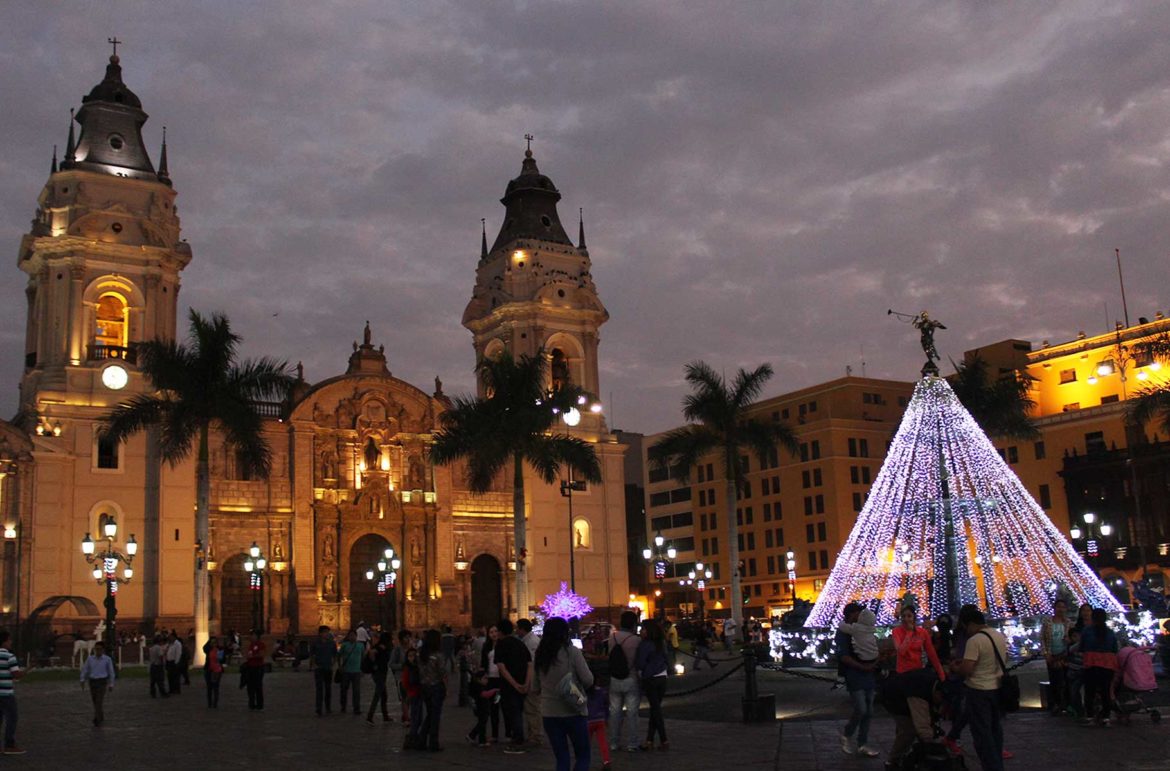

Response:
(251, 401), (285, 419)
(89, 344), (137, 365)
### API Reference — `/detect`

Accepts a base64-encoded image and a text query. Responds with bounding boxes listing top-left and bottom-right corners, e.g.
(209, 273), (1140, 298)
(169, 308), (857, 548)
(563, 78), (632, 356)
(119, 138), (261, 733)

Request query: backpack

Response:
(608, 633), (631, 680)
(1118, 646), (1157, 692)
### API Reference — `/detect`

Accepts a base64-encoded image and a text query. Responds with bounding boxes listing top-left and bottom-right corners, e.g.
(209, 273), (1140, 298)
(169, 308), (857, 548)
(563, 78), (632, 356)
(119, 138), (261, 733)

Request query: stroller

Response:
(1114, 646), (1161, 724)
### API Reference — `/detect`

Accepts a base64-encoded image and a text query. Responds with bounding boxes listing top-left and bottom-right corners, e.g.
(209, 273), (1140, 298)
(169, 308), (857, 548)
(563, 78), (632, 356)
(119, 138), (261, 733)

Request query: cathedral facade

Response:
(1, 55), (628, 639)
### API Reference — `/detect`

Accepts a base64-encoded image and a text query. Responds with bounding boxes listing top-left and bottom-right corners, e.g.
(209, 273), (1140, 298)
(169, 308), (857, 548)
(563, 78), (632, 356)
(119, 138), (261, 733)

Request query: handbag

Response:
(557, 669), (587, 712)
(978, 631), (1019, 712)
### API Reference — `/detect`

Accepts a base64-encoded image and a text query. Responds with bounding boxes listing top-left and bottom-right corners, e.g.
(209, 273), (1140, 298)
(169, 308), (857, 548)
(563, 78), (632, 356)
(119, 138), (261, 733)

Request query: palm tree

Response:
(103, 310), (293, 662)
(430, 351), (602, 616)
(949, 354), (1039, 440)
(1131, 334), (1170, 433)
(648, 361), (798, 644)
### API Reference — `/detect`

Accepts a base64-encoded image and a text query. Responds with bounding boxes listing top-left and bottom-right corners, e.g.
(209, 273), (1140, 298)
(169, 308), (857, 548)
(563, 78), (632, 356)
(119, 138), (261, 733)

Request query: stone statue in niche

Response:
(363, 437), (381, 470)
(576, 525), (585, 548)
(272, 541), (284, 560)
(324, 572), (336, 596)
(323, 533), (335, 561)
(320, 448), (338, 481)
(411, 571), (421, 598)
(410, 537), (421, 564)
(336, 399), (357, 430)
(408, 456), (425, 490)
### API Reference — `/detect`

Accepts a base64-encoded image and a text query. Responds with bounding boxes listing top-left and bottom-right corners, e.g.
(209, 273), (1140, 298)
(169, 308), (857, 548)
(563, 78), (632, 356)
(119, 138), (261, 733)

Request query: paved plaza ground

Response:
(5, 658), (1168, 769)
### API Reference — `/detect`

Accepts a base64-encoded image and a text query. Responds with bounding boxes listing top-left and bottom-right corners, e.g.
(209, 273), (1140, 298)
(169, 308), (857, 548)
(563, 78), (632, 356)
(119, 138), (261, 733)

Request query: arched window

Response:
(94, 293), (128, 349)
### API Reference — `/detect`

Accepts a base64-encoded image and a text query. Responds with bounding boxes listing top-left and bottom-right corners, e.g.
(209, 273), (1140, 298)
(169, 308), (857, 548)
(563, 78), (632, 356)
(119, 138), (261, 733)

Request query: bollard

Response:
(741, 650), (776, 723)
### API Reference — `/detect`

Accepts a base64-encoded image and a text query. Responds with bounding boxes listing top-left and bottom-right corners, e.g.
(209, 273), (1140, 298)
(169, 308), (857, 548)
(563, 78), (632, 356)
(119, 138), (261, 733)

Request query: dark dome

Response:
(82, 56), (143, 109)
(490, 150), (573, 252)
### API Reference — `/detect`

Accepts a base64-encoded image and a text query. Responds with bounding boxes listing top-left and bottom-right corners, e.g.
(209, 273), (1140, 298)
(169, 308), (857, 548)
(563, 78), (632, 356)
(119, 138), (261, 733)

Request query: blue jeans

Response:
(607, 675), (640, 749)
(843, 686), (874, 745)
(543, 715), (590, 771)
(0, 695), (16, 749)
(964, 686), (1003, 771)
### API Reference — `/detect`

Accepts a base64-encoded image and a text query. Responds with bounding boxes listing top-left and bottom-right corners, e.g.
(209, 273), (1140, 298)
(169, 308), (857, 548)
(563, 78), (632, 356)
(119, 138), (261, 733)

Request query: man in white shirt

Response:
(956, 605), (1007, 771)
(80, 641), (116, 727)
(165, 632), (184, 694)
(722, 617), (740, 649)
(355, 621), (370, 648)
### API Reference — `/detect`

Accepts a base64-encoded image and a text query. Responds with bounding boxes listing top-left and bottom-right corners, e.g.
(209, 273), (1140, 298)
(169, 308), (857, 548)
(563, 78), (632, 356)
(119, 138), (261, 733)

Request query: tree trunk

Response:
(724, 447), (743, 645)
(513, 452), (527, 618)
(193, 424), (211, 666)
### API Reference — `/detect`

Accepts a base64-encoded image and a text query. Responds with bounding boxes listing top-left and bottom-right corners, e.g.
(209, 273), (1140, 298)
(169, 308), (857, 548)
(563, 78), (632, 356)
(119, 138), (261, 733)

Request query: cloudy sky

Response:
(3, 1), (1170, 433)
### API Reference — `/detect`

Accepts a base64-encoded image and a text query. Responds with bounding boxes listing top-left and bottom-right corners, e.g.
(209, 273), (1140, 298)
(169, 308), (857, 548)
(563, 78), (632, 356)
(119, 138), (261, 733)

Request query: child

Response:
(839, 608), (879, 665)
(465, 668), (498, 746)
(401, 648), (423, 749)
(587, 684), (612, 770)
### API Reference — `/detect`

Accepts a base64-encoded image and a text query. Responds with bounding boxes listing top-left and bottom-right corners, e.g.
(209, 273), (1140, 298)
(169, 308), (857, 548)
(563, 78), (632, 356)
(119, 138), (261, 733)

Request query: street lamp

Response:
(691, 562), (712, 626)
(560, 478), (587, 593)
(80, 517), (137, 653)
(1069, 512), (1114, 574)
(643, 531), (677, 619)
(243, 543), (267, 633)
(786, 550), (797, 605)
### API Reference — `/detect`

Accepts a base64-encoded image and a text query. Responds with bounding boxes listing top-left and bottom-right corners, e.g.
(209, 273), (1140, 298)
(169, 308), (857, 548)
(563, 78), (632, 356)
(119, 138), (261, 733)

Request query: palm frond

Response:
(103, 396), (174, 445)
(229, 357), (295, 402)
(189, 309), (240, 382)
(1129, 385), (1170, 437)
(950, 354), (1038, 440)
(681, 361), (729, 425)
(738, 418), (799, 466)
(648, 425), (722, 484)
(219, 398), (274, 479)
(525, 435), (603, 485)
(730, 363), (774, 410)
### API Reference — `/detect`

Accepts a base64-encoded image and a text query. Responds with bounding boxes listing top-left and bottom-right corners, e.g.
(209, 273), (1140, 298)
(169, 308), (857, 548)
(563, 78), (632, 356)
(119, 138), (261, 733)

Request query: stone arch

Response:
(348, 533), (398, 631)
(82, 275), (146, 354)
(470, 553), (503, 628)
(573, 517), (592, 550)
(85, 499), (128, 546)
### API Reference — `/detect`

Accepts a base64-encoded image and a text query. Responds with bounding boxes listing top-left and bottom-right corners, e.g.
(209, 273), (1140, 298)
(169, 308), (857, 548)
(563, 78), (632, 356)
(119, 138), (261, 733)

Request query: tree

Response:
(648, 361), (798, 644)
(1131, 334), (1170, 434)
(430, 351), (602, 617)
(949, 354), (1039, 440)
(103, 310), (293, 663)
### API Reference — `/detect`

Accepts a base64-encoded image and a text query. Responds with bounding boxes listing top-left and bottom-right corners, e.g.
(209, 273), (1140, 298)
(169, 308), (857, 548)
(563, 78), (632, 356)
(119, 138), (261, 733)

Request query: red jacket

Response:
(892, 625), (946, 681)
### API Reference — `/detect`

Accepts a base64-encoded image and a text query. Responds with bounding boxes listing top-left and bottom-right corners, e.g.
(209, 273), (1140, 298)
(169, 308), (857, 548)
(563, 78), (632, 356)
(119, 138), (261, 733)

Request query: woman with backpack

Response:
(534, 617), (594, 771)
(636, 619), (670, 750)
(1080, 608), (1119, 726)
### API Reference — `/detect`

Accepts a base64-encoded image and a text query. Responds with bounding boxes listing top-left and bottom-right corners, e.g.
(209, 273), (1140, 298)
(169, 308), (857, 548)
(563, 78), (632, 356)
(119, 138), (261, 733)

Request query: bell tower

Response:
(462, 141), (609, 433)
(19, 51), (191, 414)
(14, 49), (195, 631)
(462, 141), (627, 614)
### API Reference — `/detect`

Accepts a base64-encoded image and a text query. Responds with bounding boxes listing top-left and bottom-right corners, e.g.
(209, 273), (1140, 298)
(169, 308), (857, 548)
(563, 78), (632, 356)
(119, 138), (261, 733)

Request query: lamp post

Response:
(366, 546), (401, 631)
(1069, 511), (1114, 576)
(243, 541), (268, 634)
(693, 562), (712, 626)
(560, 478), (587, 593)
(80, 517), (137, 653)
(642, 531), (676, 619)
(786, 550), (797, 606)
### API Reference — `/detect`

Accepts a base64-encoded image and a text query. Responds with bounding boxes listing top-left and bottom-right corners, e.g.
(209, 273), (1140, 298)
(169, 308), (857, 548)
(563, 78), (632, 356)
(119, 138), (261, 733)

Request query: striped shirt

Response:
(0, 647), (20, 696)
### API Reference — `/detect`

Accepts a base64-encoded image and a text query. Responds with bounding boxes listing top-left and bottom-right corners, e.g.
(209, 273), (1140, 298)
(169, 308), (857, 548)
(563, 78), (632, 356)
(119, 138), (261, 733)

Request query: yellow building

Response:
(643, 376), (914, 619)
(0, 54), (628, 640)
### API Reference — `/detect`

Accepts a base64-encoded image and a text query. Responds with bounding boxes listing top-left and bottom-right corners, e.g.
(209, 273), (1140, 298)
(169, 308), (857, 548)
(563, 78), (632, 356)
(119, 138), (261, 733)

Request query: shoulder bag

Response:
(978, 631), (1018, 712)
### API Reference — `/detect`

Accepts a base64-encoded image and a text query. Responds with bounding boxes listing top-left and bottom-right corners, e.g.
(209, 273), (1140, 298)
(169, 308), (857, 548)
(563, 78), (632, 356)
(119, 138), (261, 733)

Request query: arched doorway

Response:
(350, 534), (397, 632)
(470, 554), (502, 628)
(220, 554), (254, 636)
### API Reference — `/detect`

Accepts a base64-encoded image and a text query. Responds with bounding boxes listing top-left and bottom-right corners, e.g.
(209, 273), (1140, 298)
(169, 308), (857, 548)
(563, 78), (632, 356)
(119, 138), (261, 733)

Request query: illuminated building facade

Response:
(1, 55), (627, 638)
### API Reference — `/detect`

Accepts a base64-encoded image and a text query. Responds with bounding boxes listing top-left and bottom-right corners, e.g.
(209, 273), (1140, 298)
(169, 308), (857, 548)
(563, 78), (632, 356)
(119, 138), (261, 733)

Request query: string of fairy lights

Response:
(806, 376), (1124, 628)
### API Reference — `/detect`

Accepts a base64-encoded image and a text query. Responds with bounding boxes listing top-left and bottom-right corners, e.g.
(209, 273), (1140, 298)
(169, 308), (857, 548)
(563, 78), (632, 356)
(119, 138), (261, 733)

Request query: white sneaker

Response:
(841, 734), (858, 754)
(857, 745), (880, 757)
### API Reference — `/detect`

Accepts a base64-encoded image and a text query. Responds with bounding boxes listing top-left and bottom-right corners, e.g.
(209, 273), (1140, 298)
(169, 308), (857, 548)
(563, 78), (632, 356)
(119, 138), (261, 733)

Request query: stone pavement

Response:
(4, 663), (1168, 770)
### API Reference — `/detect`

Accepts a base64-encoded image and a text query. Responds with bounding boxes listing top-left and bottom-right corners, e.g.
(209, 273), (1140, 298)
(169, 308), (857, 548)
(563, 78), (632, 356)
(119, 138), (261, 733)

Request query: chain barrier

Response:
(664, 659), (745, 699)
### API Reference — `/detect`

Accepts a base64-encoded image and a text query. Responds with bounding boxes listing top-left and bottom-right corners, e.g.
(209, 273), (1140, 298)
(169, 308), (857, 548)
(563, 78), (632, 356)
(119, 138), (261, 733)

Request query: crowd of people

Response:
(835, 598), (1152, 771)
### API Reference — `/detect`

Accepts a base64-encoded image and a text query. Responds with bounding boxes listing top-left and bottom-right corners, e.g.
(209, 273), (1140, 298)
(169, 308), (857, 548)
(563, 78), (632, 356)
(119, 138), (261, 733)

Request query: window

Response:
(649, 491), (670, 507)
(741, 480), (751, 499)
(803, 497), (813, 516)
(800, 443), (809, 462)
(1085, 431), (1106, 454)
(802, 470), (811, 489)
(858, 439), (869, 458)
(808, 551), (816, 570)
(744, 506), (753, 525)
(1101, 394), (1119, 405)
(1039, 484), (1052, 510)
(815, 494), (825, 514)
(697, 465), (705, 483)
(806, 524), (815, 542)
(713, 562), (721, 579)
(736, 508), (743, 526)
(740, 455), (750, 473)
(813, 468), (822, 486)
(651, 515), (672, 530)
(697, 490), (705, 506)
(748, 558), (757, 576)
(1062, 402), (1080, 412)
(850, 466), (859, 484)
(1034, 441), (1046, 461)
(819, 550), (828, 569)
(811, 440), (821, 460)
(710, 512), (717, 529)
(767, 446), (779, 468)
(809, 401), (818, 413)
(672, 536), (693, 552)
(852, 492), (864, 511)
(766, 530), (774, 548)
(862, 466), (871, 484)
(763, 503), (772, 522)
(773, 582), (781, 594)
(767, 555), (776, 573)
(775, 528), (784, 546)
(773, 501), (782, 519)
(747, 532), (755, 550)
(672, 512), (693, 528)
(700, 513), (708, 531)
(760, 477), (769, 496)
(848, 438), (857, 457)
(648, 466), (669, 483)
(1059, 368), (1077, 384)
(701, 539), (709, 556)
(96, 432), (120, 470)
(1006, 446), (1019, 464)
(817, 522), (827, 541)
(711, 537), (718, 554)
(814, 578), (825, 591)
(706, 463), (714, 480)
(93, 293), (128, 349)
(738, 533), (744, 551)
(772, 475), (781, 493)
(669, 487), (692, 503)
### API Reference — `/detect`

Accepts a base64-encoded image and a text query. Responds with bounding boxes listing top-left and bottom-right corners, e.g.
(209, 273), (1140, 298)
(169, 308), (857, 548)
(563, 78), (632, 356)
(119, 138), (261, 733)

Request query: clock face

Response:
(101, 364), (128, 391)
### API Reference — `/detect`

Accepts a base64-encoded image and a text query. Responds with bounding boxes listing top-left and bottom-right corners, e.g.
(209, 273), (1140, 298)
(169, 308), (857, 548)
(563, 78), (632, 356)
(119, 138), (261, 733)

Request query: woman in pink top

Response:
(892, 606), (946, 681)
